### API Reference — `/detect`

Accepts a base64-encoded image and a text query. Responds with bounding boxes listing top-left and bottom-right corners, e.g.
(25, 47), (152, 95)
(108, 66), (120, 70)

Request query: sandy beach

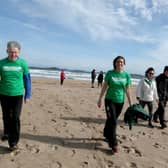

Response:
(0, 77), (168, 168)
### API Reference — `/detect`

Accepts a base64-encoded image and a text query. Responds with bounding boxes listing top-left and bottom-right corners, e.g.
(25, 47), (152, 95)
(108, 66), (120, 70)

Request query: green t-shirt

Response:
(0, 57), (29, 96)
(105, 70), (131, 103)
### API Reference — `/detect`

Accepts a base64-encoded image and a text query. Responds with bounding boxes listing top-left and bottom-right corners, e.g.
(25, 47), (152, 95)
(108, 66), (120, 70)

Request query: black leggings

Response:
(0, 95), (23, 147)
(104, 99), (124, 148)
(154, 101), (167, 126)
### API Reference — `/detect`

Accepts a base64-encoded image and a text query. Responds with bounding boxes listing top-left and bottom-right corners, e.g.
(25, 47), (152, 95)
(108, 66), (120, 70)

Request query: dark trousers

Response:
(60, 79), (64, 85)
(104, 99), (124, 148)
(0, 95), (23, 147)
(139, 100), (153, 123)
(153, 101), (167, 126)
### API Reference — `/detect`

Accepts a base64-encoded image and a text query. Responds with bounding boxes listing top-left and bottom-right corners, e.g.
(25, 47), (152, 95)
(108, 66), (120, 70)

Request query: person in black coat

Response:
(97, 71), (104, 88)
(153, 66), (168, 129)
(91, 69), (96, 88)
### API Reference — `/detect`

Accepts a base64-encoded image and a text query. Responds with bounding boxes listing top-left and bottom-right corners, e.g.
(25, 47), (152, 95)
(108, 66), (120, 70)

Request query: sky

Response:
(0, 0), (168, 75)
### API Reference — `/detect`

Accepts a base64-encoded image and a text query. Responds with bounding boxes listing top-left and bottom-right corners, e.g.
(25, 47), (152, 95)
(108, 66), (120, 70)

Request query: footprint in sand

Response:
(51, 119), (57, 123)
(153, 142), (165, 149)
(103, 160), (114, 168)
(126, 162), (138, 168)
(10, 149), (21, 156)
(80, 161), (89, 168)
(122, 145), (133, 153)
(25, 144), (40, 154)
(133, 147), (142, 157)
(161, 131), (168, 136)
(120, 125), (126, 130)
(71, 149), (76, 157)
(40, 103), (44, 107)
(62, 121), (68, 127)
(51, 145), (58, 151)
(50, 161), (62, 168)
(118, 134), (127, 142)
(122, 146), (142, 157)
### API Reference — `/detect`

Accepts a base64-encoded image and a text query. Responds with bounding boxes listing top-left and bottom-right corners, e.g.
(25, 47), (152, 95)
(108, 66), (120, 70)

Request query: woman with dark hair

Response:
(97, 56), (131, 154)
(136, 67), (159, 128)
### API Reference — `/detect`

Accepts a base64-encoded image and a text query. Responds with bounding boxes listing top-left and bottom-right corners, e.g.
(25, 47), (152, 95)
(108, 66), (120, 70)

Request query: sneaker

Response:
(112, 146), (118, 153)
(1, 134), (8, 141)
(9, 145), (18, 151)
(161, 123), (167, 129)
(148, 123), (154, 128)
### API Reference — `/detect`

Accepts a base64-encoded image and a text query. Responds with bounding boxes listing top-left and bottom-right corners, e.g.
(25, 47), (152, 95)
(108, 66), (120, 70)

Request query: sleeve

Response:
(23, 73), (31, 99)
(153, 81), (159, 100)
(136, 79), (143, 99)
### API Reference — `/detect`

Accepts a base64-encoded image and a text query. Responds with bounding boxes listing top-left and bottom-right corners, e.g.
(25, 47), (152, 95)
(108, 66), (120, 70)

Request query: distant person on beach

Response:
(91, 69), (96, 88)
(153, 66), (168, 129)
(97, 56), (132, 154)
(0, 41), (31, 151)
(97, 71), (104, 88)
(136, 67), (159, 128)
(60, 70), (65, 85)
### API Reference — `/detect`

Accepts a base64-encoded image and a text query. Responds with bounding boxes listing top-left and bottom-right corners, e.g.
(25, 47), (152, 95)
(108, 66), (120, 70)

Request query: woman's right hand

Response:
(97, 99), (101, 108)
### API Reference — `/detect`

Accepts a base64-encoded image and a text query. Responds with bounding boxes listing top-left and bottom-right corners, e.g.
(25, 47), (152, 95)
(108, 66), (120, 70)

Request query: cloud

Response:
(5, 0), (168, 53)
(9, 0), (167, 43)
(0, 16), (42, 32)
(148, 40), (168, 61)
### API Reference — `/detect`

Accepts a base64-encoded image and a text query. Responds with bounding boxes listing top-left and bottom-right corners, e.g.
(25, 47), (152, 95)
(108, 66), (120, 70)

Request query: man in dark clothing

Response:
(91, 69), (96, 88)
(97, 71), (104, 88)
(153, 66), (168, 129)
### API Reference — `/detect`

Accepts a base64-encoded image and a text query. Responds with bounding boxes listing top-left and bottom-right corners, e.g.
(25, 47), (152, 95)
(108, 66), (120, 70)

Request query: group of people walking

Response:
(136, 66), (168, 129)
(97, 55), (168, 154)
(0, 41), (167, 156)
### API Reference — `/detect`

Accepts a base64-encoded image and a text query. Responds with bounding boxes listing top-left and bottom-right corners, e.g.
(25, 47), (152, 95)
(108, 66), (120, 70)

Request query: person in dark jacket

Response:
(97, 71), (104, 88)
(91, 69), (96, 88)
(153, 66), (168, 129)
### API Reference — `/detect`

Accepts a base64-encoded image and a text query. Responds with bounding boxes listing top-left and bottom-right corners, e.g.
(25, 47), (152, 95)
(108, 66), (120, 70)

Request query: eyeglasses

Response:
(149, 72), (154, 75)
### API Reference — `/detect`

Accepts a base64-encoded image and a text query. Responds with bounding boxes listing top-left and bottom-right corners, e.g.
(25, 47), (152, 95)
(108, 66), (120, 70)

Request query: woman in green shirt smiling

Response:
(97, 56), (131, 154)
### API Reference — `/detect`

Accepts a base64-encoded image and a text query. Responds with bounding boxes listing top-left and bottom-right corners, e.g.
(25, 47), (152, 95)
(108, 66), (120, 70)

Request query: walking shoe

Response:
(9, 145), (18, 151)
(161, 123), (167, 129)
(1, 134), (8, 141)
(148, 123), (154, 128)
(112, 146), (118, 153)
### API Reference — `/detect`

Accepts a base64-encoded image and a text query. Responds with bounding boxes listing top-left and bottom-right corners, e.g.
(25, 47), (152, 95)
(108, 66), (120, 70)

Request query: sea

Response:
(30, 68), (141, 85)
